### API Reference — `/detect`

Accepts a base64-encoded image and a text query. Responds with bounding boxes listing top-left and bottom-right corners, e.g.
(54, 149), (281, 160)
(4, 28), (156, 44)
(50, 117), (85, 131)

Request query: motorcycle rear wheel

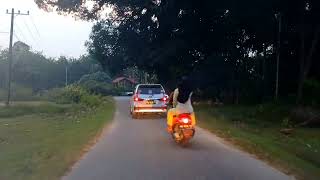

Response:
(172, 125), (184, 143)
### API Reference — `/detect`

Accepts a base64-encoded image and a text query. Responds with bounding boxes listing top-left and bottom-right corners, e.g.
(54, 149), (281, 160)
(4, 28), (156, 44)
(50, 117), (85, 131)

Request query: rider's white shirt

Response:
(173, 88), (194, 114)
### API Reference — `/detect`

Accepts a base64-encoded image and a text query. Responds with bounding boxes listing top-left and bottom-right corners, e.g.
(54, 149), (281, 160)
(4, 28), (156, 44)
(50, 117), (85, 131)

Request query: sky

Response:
(0, 0), (93, 58)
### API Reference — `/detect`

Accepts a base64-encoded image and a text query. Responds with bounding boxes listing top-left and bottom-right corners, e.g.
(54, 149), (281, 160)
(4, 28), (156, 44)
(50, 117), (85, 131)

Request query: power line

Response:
(14, 22), (29, 43)
(19, 17), (41, 49)
(21, 16), (37, 42)
(29, 15), (40, 38)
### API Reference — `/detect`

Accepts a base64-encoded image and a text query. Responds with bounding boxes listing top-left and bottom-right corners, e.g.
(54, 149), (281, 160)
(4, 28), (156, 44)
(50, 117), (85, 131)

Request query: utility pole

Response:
(5, 8), (29, 106)
(275, 12), (282, 101)
(65, 66), (68, 86)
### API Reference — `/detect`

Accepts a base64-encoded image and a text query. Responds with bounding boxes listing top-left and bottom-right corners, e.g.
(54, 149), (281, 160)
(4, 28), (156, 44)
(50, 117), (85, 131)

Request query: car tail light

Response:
(161, 94), (169, 102)
(134, 94), (143, 102)
(162, 96), (168, 101)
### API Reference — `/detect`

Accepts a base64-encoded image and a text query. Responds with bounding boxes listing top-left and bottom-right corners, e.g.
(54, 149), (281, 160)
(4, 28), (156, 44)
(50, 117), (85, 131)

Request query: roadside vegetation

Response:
(1, 0), (320, 179)
(0, 86), (115, 180)
(196, 103), (320, 180)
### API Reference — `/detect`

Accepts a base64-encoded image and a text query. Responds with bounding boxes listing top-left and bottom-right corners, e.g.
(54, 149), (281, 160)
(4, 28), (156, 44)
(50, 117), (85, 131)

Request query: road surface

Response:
(63, 97), (293, 180)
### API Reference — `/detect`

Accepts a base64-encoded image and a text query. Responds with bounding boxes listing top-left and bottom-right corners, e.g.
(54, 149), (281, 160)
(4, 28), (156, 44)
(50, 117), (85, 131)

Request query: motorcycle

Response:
(171, 113), (195, 145)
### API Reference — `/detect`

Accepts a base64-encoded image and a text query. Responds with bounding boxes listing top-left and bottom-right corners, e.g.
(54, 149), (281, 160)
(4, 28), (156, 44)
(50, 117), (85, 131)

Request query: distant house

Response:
(112, 77), (137, 89)
(13, 41), (30, 52)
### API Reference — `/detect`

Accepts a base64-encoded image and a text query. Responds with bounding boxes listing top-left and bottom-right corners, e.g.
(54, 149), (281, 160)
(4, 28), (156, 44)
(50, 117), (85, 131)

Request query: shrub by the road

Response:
(78, 71), (112, 84)
(77, 72), (120, 96)
(45, 85), (103, 107)
(80, 80), (115, 96)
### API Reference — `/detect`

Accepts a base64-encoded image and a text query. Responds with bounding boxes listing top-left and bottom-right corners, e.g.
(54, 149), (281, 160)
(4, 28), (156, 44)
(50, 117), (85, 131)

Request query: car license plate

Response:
(147, 100), (155, 105)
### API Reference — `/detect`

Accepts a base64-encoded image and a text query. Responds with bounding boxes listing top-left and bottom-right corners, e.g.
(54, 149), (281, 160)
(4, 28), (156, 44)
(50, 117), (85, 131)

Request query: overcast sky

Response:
(0, 0), (93, 58)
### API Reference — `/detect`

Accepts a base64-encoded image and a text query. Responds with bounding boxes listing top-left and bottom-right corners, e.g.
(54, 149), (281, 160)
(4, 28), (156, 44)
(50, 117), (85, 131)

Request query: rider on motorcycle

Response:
(167, 76), (196, 133)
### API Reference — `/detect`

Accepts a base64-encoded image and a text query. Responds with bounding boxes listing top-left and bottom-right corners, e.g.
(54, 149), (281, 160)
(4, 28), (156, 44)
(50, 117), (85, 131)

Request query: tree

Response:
(35, 0), (320, 104)
(0, 46), (102, 92)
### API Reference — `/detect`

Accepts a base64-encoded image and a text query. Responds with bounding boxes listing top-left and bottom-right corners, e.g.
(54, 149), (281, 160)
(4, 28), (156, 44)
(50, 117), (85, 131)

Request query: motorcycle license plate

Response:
(146, 100), (155, 105)
(179, 125), (192, 128)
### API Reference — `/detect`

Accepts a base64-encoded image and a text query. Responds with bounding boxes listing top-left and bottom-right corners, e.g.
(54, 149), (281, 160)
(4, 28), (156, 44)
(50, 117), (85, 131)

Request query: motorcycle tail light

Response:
(182, 118), (190, 124)
(174, 113), (192, 125)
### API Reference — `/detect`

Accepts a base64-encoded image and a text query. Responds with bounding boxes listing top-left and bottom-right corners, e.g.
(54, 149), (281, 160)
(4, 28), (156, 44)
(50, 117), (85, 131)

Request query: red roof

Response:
(112, 77), (137, 84)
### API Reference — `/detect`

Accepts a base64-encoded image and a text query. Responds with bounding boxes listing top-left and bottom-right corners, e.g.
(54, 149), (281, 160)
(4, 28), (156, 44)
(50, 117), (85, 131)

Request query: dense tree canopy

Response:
(35, 0), (320, 104)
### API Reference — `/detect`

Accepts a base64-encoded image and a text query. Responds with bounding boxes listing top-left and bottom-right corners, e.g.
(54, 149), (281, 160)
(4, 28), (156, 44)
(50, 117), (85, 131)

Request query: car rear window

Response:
(137, 85), (164, 94)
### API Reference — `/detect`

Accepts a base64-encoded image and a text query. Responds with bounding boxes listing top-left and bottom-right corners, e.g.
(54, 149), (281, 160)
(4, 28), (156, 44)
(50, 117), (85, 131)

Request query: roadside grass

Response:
(0, 101), (71, 118)
(196, 104), (320, 180)
(0, 98), (115, 180)
(0, 86), (43, 102)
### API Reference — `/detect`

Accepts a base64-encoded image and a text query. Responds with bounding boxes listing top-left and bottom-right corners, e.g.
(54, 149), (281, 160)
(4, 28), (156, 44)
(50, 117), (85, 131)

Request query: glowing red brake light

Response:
(176, 114), (192, 124)
(181, 118), (190, 124)
(162, 96), (167, 101)
(134, 94), (143, 101)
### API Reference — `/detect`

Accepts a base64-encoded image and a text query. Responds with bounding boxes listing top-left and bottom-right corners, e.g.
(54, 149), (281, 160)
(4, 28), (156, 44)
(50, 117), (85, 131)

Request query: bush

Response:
(48, 85), (100, 106)
(77, 72), (117, 96)
(80, 80), (115, 95)
(78, 71), (112, 84)
(57, 85), (86, 104)
(80, 94), (101, 107)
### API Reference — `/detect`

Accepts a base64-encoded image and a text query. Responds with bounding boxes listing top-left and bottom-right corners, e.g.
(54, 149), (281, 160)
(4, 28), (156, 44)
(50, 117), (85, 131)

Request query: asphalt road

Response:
(63, 96), (293, 180)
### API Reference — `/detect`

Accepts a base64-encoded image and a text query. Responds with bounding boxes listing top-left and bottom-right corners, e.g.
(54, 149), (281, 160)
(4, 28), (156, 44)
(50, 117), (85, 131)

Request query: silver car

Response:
(130, 84), (168, 118)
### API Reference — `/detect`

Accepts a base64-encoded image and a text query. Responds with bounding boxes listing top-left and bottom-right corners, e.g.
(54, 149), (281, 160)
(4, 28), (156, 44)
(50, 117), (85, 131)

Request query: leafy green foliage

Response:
(77, 72), (117, 96)
(0, 48), (101, 94)
(49, 85), (103, 107)
(53, 85), (86, 104)
(33, 0), (320, 105)
(78, 71), (112, 84)
(80, 80), (115, 95)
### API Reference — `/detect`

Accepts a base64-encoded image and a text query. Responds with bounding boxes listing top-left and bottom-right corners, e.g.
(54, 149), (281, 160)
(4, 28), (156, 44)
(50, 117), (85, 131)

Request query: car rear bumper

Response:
(133, 107), (167, 113)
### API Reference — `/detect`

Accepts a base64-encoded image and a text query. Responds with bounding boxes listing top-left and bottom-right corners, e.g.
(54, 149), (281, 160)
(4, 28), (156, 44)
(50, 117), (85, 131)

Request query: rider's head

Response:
(178, 75), (190, 89)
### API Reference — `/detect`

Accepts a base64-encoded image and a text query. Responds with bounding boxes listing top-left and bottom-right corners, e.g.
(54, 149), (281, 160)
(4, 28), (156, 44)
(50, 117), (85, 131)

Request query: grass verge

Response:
(196, 104), (320, 180)
(0, 98), (115, 180)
